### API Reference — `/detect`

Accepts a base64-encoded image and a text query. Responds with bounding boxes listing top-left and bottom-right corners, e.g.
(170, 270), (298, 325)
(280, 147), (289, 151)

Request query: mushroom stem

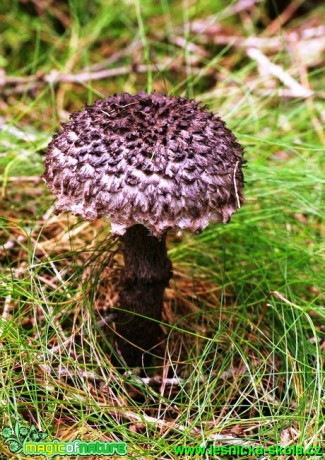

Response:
(115, 224), (173, 367)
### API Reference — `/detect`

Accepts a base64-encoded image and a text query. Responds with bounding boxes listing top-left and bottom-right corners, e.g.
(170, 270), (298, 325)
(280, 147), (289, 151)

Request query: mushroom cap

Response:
(43, 92), (245, 236)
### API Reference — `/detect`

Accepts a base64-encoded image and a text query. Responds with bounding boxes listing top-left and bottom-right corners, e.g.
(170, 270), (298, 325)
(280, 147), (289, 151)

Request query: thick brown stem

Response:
(115, 224), (172, 367)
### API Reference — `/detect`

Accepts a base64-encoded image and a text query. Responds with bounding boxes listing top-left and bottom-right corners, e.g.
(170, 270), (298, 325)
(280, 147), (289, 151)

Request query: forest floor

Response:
(0, 1), (324, 458)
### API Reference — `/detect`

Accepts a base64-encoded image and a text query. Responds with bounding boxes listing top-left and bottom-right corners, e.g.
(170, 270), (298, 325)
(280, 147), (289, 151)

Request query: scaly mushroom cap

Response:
(43, 92), (245, 236)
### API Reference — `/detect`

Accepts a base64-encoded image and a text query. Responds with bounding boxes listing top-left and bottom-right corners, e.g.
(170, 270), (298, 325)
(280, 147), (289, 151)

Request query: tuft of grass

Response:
(0, 1), (324, 458)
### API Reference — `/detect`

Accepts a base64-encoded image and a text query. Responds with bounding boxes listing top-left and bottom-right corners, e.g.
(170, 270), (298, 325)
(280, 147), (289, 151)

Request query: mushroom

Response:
(43, 91), (245, 368)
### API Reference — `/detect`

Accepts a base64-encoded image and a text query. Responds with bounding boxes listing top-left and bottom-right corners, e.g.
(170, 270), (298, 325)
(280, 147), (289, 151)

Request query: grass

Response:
(0, 0), (324, 458)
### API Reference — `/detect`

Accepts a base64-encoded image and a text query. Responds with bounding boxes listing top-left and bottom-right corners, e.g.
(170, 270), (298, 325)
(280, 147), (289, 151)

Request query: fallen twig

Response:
(228, 0), (262, 15)
(264, 0), (305, 36)
(0, 64), (155, 96)
(189, 23), (325, 51)
(247, 47), (313, 98)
